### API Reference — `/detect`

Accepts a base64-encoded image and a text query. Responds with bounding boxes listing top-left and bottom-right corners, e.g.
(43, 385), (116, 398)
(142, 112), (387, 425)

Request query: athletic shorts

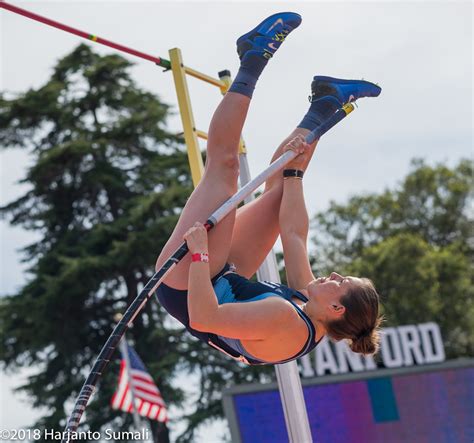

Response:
(155, 264), (263, 365)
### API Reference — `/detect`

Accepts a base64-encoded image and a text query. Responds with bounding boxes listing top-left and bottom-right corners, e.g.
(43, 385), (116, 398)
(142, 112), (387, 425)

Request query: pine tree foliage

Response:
(311, 159), (473, 358)
(0, 45), (275, 442)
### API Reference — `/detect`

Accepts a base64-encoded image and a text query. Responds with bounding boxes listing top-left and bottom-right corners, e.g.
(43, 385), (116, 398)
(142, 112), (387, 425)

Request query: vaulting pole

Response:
(60, 106), (353, 442)
(1, 4), (356, 439)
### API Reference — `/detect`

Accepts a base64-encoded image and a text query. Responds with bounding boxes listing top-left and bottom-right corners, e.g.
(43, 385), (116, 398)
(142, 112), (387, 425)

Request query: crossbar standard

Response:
(3, 3), (356, 440)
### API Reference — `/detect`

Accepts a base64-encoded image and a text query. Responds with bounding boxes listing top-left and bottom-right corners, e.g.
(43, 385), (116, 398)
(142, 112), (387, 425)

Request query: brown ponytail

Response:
(325, 278), (383, 356)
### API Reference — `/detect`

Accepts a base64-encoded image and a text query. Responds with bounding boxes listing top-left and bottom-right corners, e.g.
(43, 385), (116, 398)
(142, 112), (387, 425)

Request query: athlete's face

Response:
(306, 272), (362, 321)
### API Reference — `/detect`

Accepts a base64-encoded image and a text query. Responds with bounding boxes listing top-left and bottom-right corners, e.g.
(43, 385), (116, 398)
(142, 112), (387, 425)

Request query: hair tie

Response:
(356, 329), (372, 341)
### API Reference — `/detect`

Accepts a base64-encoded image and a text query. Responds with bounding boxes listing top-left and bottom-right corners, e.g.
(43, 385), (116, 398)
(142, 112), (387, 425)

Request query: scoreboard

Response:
(223, 359), (474, 443)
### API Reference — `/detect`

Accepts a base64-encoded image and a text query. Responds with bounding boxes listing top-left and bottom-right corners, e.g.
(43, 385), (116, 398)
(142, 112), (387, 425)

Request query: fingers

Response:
(183, 222), (209, 254)
(183, 222), (206, 239)
(284, 135), (310, 156)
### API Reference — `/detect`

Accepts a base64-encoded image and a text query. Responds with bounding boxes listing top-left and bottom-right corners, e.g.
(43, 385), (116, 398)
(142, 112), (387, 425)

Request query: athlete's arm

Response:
(184, 223), (293, 339)
(279, 136), (315, 290)
(188, 265), (292, 339)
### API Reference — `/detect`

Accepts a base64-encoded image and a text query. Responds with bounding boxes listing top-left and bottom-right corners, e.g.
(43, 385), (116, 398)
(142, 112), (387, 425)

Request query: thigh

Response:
(155, 169), (237, 289)
(229, 129), (319, 277)
(227, 186), (282, 278)
(155, 284), (211, 343)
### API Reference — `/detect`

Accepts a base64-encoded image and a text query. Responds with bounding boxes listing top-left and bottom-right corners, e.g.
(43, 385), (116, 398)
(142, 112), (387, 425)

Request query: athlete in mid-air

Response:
(155, 12), (383, 365)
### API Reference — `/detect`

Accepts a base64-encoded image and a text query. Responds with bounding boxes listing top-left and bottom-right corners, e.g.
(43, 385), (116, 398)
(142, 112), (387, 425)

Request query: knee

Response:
(206, 152), (240, 182)
(223, 154), (240, 179)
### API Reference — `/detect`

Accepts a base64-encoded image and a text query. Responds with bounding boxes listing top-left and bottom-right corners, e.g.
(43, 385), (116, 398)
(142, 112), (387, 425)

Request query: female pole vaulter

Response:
(155, 12), (383, 365)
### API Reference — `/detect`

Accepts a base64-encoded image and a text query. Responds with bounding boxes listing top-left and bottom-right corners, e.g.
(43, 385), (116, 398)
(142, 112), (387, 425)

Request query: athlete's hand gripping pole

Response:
(61, 103), (354, 442)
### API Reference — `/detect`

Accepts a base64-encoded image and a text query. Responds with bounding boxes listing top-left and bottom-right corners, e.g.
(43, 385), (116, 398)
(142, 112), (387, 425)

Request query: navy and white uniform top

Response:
(209, 271), (322, 365)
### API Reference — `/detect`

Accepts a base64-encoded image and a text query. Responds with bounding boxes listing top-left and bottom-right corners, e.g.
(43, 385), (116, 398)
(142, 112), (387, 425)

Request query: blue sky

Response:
(1, 1), (472, 441)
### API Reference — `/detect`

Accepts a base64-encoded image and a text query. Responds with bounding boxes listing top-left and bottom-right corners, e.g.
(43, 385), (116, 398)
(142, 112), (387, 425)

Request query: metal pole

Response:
(257, 255), (314, 443)
(239, 153), (313, 443)
(248, 187), (314, 442)
(218, 71), (313, 443)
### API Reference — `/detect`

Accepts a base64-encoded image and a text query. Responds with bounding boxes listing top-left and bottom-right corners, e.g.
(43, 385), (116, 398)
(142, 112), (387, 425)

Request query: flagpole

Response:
(119, 336), (143, 434)
(115, 313), (143, 435)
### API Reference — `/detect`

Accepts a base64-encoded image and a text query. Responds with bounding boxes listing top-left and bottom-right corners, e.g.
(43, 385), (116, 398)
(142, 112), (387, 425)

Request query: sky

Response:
(1, 1), (472, 441)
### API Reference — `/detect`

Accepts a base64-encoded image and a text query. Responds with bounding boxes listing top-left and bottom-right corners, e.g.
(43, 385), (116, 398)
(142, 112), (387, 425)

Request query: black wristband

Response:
(283, 169), (304, 179)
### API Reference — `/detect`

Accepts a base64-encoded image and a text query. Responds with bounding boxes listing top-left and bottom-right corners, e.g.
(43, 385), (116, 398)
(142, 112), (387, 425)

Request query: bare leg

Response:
(155, 92), (250, 289)
(228, 127), (318, 278)
(155, 12), (304, 288)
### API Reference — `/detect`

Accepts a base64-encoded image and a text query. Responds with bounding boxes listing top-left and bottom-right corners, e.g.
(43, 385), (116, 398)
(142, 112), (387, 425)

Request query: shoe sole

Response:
(237, 12), (302, 46)
(313, 75), (381, 96)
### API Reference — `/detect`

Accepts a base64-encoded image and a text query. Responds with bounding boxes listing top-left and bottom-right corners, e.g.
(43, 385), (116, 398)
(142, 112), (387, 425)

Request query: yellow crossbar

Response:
(184, 66), (226, 92)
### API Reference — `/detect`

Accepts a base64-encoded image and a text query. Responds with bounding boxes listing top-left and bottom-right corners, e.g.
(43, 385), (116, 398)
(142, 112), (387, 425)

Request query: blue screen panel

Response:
(232, 367), (474, 443)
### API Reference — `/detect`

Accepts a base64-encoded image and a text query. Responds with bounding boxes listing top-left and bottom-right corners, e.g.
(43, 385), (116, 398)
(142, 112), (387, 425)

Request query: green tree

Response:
(311, 159), (474, 358)
(0, 45), (273, 443)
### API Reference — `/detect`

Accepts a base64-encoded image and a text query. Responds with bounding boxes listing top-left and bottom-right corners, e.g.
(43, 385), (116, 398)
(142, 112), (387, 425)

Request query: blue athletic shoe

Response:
(311, 76), (382, 104)
(237, 12), (302, 61)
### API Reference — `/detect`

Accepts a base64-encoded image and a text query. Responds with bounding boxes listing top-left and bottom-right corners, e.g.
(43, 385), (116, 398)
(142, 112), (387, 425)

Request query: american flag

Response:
(111, 342), (168, 422)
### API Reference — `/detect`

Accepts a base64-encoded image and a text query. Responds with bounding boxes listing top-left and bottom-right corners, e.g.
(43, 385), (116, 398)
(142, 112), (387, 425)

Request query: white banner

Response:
(300, 322), (445, 377)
